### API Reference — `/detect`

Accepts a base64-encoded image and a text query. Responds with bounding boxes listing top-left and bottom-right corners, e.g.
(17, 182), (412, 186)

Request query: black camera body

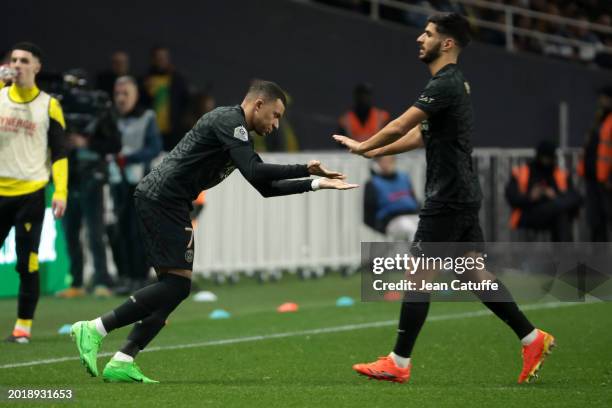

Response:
(40, 70), (111, 134)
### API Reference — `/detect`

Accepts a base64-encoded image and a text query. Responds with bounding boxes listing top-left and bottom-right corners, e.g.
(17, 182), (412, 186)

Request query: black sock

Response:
(119, 274), (191, 357)
(121, 311), (168, 358)
(476, 280), (535, 340)
(101, 274), (191, 334)
(17, 272), (40, 319)
(393, 291), (431, 358)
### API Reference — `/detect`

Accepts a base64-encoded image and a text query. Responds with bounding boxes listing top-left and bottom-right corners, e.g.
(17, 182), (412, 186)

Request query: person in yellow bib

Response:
(0, 42), (68, 344)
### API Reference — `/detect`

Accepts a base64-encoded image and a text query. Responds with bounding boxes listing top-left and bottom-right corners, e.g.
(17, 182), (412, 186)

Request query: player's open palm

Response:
(318, 178), (359, 190)
(307, 160), (346, 179)
(332, 134), (362, 154)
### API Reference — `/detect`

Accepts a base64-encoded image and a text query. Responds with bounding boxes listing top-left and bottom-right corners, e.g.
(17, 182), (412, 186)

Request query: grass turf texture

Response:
(0, 274), (610, 407)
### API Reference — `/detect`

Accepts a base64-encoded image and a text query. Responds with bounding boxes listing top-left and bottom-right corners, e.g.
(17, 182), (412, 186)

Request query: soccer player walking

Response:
(334, 13), (555, 384)
(71, 80), (358, 383)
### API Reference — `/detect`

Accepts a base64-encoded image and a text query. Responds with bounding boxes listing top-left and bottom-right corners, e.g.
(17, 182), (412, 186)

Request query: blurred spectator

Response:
(397, 0), (463, 28)
(399, 0), (432, 28)
(364, 156), (420, 241)
(530, 0), (548, 13)
(506, 141), (582, 242)
(577, 86), (612, 241)
(96, 51), (131, 97)
(107, 76), (162, 294)
(594, 15), (612, 69)
(183, 90), (216, 130)
(57, 97), (122, 298)
(571, 16), (601, 63)
(539, 4), (574, 60)
(141, 46), (190, 152)
(337, 83), (390, 143)
(513, 15), (542, 54)
(594, 35), (612, 69)
(479, 12), (507, 47)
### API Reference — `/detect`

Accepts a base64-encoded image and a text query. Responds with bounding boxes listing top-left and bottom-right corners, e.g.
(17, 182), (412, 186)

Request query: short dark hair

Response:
(354, 82), (372, 97)
(11, 42), (43, 62)
(599, 85), (612, 98)
(536, 140), (557, 158)
(150, 45), (169, 56)
(247, 80), (287, 107)
(427, 13), (472, 49)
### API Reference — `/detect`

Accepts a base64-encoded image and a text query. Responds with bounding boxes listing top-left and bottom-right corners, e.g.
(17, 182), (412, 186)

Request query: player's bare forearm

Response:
(357, 121), (406, 153)
(358, 107), (428, 153)
(366, 126), (424, 157)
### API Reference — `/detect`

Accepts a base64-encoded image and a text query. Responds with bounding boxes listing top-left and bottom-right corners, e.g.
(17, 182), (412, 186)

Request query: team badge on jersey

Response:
(185, 249), (194, 263)
(233, 126), (248, 141)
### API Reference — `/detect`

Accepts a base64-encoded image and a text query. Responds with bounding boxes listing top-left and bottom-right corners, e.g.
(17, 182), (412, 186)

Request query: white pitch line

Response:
(0, 300), (594, 370)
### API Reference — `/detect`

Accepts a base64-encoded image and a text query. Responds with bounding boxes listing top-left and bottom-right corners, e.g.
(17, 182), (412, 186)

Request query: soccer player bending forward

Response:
(71, 80), (358, 383)
(334, 13), (555, 384)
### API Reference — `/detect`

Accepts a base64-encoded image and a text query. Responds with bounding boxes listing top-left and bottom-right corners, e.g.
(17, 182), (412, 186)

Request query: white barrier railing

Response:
(193, 151), (427, 277)
(193, 149), (583, 278)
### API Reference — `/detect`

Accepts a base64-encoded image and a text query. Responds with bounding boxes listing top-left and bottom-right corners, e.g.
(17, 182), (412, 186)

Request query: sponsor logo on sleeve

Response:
(233, 126), (249, 142)
(418, 95), (435, 104)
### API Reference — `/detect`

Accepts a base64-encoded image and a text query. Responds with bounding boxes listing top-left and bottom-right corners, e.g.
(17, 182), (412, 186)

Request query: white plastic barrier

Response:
(193, 151), (427, 277)
(192, 148), (584, 278)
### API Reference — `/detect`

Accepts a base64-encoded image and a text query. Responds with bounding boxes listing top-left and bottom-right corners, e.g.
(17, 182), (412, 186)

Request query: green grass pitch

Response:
(0, 274), (610, 407)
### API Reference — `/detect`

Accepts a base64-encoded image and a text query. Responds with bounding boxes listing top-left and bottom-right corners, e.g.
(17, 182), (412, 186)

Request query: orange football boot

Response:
(518, 329), (556, 383)
(353, 356), (411, 383)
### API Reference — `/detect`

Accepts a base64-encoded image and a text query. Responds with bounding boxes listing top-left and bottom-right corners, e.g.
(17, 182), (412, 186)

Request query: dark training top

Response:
(413, 63), (482, 214)
(136, 105), (312, 208)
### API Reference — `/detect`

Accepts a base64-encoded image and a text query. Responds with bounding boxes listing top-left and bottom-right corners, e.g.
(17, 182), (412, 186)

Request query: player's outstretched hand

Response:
(332, 134), (364, 155)
(318, 178), (359, 190)
(307, 160), (346, 179)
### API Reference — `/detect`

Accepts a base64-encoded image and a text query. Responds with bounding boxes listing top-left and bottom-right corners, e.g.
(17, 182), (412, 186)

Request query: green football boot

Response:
(70, 320), (103, 377)
(102, 359), (159, 384)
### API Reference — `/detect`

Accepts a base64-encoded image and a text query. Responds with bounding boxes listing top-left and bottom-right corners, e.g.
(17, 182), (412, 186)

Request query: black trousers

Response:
(63, 178), (113, 288)
(0, 189), (45, 274)
(518, 192), (582, 242)
(585, 180), (611, 242)
(108, 182), (149, 280)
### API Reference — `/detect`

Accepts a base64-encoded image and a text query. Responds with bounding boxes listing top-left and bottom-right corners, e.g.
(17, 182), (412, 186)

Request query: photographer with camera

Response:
(0, 43), (68, 343)
(55, 71), (121, 299)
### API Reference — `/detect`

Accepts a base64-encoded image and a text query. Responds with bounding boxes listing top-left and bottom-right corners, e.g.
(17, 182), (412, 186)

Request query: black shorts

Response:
(411, 209), (485, 257)
(0, 188), (45, 274)
(134, 196), (194, 271)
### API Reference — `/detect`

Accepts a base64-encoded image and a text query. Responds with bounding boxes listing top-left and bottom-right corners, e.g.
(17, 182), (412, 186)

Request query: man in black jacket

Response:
(505, 140), (582, 241)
